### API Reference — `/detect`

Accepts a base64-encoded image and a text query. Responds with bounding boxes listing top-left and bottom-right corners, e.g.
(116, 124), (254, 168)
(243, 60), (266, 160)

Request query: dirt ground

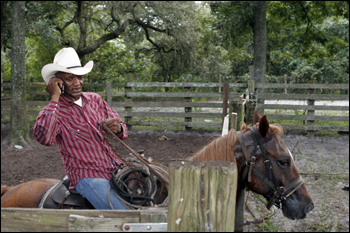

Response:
(1, 124), (349, 232)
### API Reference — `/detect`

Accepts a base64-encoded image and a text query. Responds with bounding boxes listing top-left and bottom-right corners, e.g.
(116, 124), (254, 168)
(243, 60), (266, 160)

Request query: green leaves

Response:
(1, 1), (348, 85)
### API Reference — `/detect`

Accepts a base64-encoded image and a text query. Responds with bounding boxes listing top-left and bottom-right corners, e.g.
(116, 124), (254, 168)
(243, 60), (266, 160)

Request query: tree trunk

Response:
(252, 1), (267, 113)
(6, 1), (30, 146)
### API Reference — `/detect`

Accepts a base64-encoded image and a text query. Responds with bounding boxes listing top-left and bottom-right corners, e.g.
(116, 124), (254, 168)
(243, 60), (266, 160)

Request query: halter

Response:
(237, 126), (304, 209)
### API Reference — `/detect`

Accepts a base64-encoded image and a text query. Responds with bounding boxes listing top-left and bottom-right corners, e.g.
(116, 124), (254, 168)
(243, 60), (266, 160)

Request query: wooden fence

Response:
(255, 82), (349, 132)
(1, 78), (349, 132)
(1, 81), (245, 130)
(1, 161), (238, 232)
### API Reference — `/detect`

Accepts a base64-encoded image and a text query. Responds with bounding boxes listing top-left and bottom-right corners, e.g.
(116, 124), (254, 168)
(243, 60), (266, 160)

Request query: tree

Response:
(22, 1), (201, 82)
(3, 1), (30, 147)
(267, 1), (349, 84)
(252, 1), (266, 85)
(208, 1), (349, 84)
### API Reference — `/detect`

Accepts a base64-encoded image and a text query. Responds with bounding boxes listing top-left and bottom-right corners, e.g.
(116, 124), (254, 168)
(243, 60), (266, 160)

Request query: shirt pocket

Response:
(68, 119), (93, 143)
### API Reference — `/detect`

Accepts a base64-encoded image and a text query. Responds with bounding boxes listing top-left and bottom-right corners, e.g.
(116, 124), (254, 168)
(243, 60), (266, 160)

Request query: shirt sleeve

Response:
(33, 101), (61, 146)
(98, 96), (128, 140)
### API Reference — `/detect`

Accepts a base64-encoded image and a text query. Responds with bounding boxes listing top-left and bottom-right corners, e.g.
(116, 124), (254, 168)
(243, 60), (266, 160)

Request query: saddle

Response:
(42, 176), (94, 209)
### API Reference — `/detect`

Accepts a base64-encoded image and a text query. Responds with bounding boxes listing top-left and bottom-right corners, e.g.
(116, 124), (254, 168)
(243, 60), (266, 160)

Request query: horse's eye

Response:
(278, 159), (290, 166)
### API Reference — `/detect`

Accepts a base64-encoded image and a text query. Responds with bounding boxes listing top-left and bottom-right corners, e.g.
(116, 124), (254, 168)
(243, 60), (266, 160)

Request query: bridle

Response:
(237, 125), (304, 209)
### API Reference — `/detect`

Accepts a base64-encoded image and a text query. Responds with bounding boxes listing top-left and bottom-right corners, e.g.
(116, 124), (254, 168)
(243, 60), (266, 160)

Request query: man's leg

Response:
(75, 178), (127, 210)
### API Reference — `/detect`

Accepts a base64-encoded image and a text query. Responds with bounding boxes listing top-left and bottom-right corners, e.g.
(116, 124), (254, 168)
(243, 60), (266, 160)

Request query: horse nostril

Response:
(305, 203), (314, 213)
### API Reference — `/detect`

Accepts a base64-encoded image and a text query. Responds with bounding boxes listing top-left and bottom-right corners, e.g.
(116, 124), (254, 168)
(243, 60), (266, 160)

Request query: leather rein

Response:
(237, 125), (304, 209)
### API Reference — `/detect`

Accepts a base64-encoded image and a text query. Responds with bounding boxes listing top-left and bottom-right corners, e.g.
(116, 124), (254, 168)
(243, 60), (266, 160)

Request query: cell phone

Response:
(59, 83), (65, 94)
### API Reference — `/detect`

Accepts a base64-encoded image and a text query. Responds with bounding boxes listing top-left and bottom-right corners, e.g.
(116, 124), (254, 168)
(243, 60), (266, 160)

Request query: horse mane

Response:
(189, 122), (283, 162)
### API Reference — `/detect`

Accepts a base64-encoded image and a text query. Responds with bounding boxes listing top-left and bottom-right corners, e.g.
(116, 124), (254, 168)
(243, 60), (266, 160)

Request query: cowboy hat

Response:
(41, 47), (93, 84)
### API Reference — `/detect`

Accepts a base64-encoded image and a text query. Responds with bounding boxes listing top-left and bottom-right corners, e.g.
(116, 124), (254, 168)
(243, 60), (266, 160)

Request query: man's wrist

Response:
(116, 125), (123, 134)
(51, 94), (60, 102)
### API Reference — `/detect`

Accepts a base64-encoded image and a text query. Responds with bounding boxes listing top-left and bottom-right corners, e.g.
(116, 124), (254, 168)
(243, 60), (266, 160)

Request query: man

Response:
(34, 47), (128, 209)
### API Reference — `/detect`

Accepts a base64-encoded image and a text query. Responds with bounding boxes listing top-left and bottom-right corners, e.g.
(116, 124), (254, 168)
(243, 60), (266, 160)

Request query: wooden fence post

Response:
(229, 100), (244, 132)
(168, 161), (237, 232)
(248, 79), (255, 100)
(250, 65), (264, 115)
(284, 74), (287, 94)
(231, 112), (237, 131)
(222, 83), (229, 124)
(106, 81), (112, 107)
(124, 74), (132, 130)
(184, 75), (192, 131)
(219, 75), (222, 97)
(307, 84), (315, 136)
(246, 78), (256, 125)
(245, 100), (256, 125)
(235, 189), (245, 232)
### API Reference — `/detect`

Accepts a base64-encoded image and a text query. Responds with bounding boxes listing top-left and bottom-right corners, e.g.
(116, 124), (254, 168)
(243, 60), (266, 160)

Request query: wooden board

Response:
(1, 208), (167, 232)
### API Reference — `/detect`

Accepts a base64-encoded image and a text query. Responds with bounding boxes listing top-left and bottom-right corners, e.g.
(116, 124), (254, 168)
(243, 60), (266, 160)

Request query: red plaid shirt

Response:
(33, 92), (128, 189)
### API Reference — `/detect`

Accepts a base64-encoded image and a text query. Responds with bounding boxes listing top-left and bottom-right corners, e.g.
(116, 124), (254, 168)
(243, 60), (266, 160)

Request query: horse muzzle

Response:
(281, 189), (314, 220)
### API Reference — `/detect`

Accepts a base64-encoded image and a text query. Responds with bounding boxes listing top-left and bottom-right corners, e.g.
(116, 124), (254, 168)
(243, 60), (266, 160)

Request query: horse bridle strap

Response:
(236, 128), (305, 209)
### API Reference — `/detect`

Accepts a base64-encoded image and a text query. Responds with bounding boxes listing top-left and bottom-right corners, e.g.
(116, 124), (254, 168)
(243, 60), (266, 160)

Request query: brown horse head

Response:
(191, 110), (314, 220)
(239, 110), (314, 219)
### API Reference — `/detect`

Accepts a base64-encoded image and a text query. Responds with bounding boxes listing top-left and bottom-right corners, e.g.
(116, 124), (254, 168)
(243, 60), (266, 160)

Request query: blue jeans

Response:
(75, 178), (127, 210)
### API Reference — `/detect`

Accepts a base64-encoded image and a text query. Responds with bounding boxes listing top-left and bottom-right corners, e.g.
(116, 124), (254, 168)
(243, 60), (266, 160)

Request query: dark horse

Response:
(1, 110), (313, 220)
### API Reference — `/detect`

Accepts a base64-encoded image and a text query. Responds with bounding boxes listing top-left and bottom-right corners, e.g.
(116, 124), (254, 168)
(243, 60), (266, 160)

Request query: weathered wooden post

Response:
(184, 75), (192, 131)
(231, 112), (237, 131)
(124, 74), (132, 130)
(106, 81), (112, 107)
(307, 82), (315, 136)
(284, 74), (288, 94)
(168, 161), (237, 232)
(229, 100), (244, 132)
(222, 83), (229, 124)
(245, 78), (256, 125)
(245, 100), (256, 125)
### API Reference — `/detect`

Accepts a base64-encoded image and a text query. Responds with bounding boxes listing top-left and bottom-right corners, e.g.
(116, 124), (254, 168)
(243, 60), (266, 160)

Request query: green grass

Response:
(253, 220), (286, 232)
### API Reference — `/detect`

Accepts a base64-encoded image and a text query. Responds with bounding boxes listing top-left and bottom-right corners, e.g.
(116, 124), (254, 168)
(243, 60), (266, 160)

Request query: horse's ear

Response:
(253, 109), (262, 125)
(258, 115), (269, 138)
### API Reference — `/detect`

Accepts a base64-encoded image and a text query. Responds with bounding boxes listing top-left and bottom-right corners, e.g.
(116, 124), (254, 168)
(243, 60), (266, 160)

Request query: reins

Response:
(100, 122), (169, 209)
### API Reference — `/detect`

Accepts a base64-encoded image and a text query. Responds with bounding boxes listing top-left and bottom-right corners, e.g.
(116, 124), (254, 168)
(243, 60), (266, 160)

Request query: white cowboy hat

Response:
(41, 47), (93, 84)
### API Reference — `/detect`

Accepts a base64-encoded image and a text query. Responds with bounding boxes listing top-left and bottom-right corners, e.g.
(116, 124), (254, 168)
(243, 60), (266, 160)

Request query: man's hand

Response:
(102, 118), (122, 134)
(46, 77), (63, 102)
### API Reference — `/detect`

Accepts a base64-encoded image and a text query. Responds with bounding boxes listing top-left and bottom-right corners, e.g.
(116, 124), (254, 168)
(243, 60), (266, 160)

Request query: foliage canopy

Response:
(1, 1), (349, 85)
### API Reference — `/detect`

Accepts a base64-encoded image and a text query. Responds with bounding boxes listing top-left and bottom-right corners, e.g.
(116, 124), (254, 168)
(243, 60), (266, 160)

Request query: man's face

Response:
(57, 72), (84, 101)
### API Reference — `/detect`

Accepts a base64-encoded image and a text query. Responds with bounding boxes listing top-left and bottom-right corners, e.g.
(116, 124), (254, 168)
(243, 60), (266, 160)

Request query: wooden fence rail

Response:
(1, 79), (349, 132)
(255, 82), (349, 132)
(1, 208), (167, 232)
(1, 82), (245, 130)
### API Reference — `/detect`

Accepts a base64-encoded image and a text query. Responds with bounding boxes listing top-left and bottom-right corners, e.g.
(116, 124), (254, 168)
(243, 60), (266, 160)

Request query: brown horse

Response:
(190, 110), (314, 220)
(2, 110), (314, 220)
(1, 179), (60, 208)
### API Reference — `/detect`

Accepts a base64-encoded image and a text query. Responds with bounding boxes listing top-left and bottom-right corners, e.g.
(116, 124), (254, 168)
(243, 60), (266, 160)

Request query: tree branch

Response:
(77, 11), (176, 58)
(298, 2), (313, 34)
(135, 18), (174, 53)
(135, 18), (171, 35)
(77, 18), (136, 57)
(109, 5), (120, 27)
(77, 1), (86, 50)
(56, 15), (77, 37)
